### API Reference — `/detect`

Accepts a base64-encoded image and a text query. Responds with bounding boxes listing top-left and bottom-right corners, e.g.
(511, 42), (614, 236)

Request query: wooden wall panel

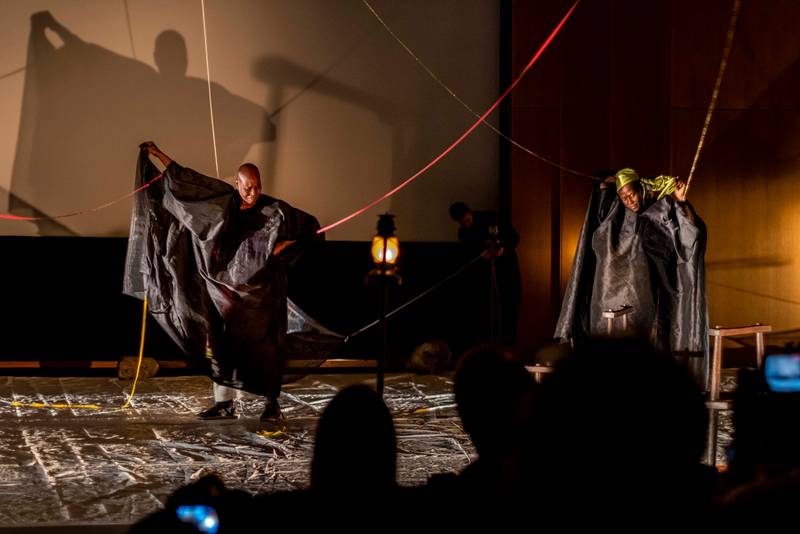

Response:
(510, 0), (800, 354)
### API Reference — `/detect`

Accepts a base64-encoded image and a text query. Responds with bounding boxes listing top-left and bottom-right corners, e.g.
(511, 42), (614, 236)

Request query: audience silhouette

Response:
(133, 337), (800, 531)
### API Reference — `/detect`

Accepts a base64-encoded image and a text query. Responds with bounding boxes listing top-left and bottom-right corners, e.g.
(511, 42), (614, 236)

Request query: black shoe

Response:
(198, 400), (238, 420)
(260, 396), (285, 422)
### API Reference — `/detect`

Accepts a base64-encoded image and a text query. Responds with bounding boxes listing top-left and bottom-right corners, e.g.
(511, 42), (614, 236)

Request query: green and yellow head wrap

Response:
(615, 167), (678, 201)
(643, 174), (678, 200)
(615, 168), (640, 192)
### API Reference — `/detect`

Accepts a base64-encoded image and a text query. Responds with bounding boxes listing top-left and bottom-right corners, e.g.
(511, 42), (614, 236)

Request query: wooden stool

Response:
(601, 305), (633, 336)
(704, 323), (772, 466)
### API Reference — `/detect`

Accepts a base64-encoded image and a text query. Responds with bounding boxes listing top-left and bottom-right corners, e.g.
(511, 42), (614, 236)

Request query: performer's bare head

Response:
(236, 163), (262, 210)
(615, 168), (643, 213)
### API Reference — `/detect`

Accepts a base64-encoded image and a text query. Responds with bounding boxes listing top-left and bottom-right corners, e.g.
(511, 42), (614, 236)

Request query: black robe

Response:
(554, 185), (708, 387)
(123, 149), (340, 395)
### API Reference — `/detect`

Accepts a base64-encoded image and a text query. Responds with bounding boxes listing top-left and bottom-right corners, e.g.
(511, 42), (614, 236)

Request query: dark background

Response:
(0, 237), (492, 366)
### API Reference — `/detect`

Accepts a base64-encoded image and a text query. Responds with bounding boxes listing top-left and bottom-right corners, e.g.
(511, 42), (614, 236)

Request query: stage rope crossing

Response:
(0, 0), (744, 411)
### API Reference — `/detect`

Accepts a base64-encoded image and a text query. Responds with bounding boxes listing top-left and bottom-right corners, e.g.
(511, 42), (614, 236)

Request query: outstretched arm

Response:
(671, 178), (696, 226)
(140, 141), (173, 168)
(31, 11), (81, 45)
(599, 175), (616, 191)
(597, 175), (617, 222)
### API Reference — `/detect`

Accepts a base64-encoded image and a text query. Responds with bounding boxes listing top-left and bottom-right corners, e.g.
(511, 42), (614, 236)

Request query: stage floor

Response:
(0, 373), (471, 529)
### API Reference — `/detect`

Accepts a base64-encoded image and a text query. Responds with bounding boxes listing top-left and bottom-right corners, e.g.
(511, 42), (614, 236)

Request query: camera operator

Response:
(449, 202), (521, 347)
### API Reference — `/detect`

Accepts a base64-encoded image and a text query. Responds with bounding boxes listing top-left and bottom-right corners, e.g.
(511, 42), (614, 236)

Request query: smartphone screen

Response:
(176, 505), (219, 534)
(764, 353), (800, 393)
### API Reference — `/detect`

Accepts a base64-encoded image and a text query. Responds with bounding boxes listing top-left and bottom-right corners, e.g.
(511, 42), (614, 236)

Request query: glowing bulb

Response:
(371, 236), (399, 265)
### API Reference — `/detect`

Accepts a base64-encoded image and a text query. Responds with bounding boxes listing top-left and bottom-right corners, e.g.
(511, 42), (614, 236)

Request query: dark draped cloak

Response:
(554, 186), (709, 387)
(124, 149), (341, 395)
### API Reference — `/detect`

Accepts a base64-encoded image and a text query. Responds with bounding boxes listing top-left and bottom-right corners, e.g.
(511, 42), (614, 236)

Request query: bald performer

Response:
(142, 142), (321, 422)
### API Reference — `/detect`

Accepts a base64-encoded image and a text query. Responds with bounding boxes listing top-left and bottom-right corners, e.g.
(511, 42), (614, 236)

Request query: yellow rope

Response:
(200, 0), (221, 179)
(122, 296), (148, 409)
(9, 297), (149, 412)
(685, 0), (741, 197)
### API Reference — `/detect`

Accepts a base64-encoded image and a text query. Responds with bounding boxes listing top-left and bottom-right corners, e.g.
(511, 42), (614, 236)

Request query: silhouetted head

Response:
(523, 338), (711, 523)
(454, 345), (536, 459)
(449, 202), (473, 228)
(731, 365), (800, 479)
(311, 385), (397, 493)
(534, 338), (707, 469)
(154, 30), (188, 78)
(236, 163), (262, 210)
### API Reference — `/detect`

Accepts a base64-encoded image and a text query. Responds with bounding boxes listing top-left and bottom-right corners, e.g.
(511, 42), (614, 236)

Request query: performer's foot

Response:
(197, 400), (238, 420)
(259, 396), (285, 422)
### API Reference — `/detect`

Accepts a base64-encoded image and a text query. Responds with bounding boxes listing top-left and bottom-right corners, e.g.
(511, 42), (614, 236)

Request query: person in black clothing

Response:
(449, 202), (521, 346)
(554, 168), (708, 387)
(138, 142), (321, 422)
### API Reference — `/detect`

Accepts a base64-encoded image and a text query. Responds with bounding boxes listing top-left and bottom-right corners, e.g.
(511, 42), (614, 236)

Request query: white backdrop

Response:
(0, 0), (499, 240)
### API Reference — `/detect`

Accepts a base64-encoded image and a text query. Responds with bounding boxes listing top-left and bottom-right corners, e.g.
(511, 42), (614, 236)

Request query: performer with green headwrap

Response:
(610, 168), (693, 219)
(555, 167), (708, 388)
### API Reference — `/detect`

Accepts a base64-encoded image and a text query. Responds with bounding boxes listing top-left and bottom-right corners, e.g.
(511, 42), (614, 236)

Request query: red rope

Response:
(0, 173), (163, 221)
(317, 0), (580, 235)
(0, 0), (578, 229)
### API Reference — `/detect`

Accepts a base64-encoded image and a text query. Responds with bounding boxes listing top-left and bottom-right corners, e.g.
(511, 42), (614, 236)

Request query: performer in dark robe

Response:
(124, 142), (334, 421)
(554, 168), (708, 388)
